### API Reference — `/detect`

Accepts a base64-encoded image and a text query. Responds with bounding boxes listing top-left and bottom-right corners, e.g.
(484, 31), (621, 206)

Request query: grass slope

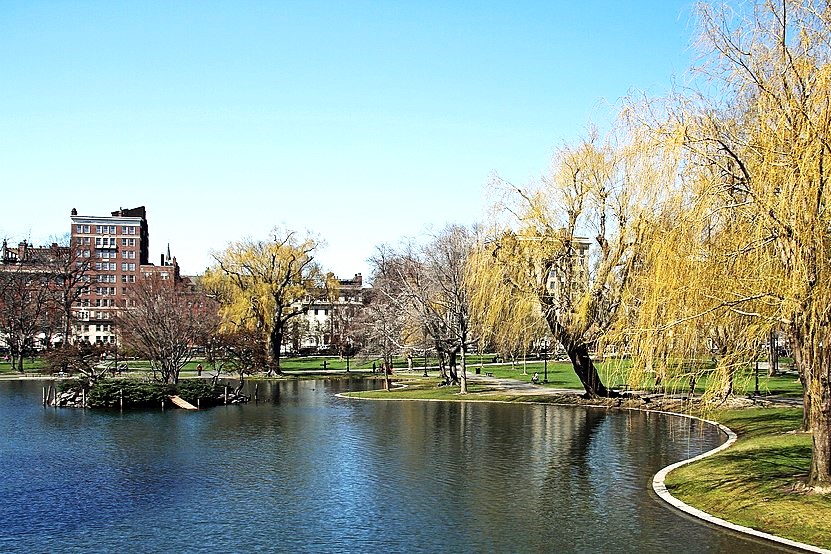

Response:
(666, 408), (831, 548)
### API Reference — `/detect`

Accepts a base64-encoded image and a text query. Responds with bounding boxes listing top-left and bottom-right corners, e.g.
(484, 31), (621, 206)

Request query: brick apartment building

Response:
(3, 205), (368, 352)
(70, 206), (181, 345)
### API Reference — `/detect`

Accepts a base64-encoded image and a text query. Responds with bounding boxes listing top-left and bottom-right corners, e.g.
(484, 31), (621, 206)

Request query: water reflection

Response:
(0, 379), (795, 553)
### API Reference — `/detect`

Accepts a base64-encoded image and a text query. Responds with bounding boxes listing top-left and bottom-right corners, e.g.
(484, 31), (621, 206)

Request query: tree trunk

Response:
(447, 345), (460, 385)
(234, 371), (245, 395)
(566, 343), (611, 398)
(383, 355), (391, 391)
(459, 344), (467, 394)
(269, 327), (284, 376)
(793, 324), (831, 487)
(768, 332), (779, 377)
(808, 379), (831, 488)
(793, 340), (812, 432)
(436, 348), (448, 383)
(547, 315), (612, 398)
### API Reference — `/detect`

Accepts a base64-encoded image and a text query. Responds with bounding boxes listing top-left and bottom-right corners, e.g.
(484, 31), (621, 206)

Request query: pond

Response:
(0, 378), (792, 553)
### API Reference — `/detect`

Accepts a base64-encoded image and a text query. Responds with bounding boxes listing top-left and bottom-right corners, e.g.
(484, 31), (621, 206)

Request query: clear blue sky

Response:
(0, 0), (695, 277)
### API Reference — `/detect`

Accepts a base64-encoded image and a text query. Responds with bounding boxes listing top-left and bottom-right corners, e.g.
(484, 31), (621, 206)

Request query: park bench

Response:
(485, 371), (494, 377)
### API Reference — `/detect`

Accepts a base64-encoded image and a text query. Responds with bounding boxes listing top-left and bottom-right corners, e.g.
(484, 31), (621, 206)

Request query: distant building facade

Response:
(0, 240), (73, 351)
(287, 273), (367, 354)
(70, 206), (182, 344)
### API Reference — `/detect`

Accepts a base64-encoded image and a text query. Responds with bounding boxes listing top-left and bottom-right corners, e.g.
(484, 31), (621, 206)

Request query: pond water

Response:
(0, 378), (793, 553)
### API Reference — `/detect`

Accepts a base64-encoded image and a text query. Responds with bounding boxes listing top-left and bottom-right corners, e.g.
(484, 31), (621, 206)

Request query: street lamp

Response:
(542, 338), (549, 384)
(345, 337), (351, 373)
(754, 352), (760, 396)
(423, 325), (429, 377)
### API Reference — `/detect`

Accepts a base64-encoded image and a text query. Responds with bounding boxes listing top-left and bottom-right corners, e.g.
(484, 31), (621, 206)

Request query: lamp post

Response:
(754, 354), (760, 396)
(542, 338), (549, 384)
(345, 337), (351, 373)
(423, 325), (429, 377)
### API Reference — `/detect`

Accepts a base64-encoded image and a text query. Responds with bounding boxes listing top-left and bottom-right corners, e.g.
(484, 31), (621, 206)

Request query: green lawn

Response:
(0, 353), (805, 401)
(0, 358), (48, 373)
(666, 407), (831, 549)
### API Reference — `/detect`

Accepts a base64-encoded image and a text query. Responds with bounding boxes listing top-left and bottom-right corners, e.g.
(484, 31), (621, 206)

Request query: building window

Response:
(95, 237), (102, 246)
(122, 226), (129, 234)
(84, 225), (90, 233)
(122, 263), (128, 271)
(129, 263), (135, 271)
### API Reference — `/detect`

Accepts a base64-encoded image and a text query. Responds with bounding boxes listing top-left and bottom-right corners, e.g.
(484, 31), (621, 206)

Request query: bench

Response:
(615, 384), (631, 392)
(485, 372), (494, 377)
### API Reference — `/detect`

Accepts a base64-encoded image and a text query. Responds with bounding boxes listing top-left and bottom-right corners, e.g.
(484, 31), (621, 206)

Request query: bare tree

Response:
(117, 276), (217, 384)
(0, 264), (53, 371)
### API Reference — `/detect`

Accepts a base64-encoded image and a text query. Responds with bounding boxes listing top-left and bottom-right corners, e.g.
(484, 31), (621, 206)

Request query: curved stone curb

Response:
(652, 413), (830, 554)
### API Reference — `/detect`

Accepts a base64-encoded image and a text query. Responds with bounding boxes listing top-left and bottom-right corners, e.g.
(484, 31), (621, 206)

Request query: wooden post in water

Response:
(224, 386), (228, 405)
(254, 383), (259, 403)
(162, 398), (165, 411)
(197, 397), (200, 409)
(120, 389), (123, 409)
(81, 388), (85, 408)
(42, 386), (46, 406)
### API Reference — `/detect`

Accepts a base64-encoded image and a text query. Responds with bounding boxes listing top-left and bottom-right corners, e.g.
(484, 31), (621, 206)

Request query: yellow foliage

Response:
(202, 229), (322, 365)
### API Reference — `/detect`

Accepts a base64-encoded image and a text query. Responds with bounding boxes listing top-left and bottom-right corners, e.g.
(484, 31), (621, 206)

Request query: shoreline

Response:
(341, 374), (825, 554)
(4, 370), (823, 551)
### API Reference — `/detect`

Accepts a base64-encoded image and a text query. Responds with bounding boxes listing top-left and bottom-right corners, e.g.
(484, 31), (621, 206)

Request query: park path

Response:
(463, 372), (580, 396)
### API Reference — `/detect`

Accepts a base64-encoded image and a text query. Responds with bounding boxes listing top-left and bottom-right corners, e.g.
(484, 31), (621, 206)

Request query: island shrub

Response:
(87, 379), (170, 408)
(53, 377), (229, 409)
(176, 379), (223, 407)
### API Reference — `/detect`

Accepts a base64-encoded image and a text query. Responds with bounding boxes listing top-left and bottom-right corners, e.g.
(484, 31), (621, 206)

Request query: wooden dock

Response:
(168, 395), (198, 410)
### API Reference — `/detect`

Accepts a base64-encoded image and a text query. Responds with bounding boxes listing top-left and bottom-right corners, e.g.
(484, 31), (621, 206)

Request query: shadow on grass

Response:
(719, 408), (804, 439)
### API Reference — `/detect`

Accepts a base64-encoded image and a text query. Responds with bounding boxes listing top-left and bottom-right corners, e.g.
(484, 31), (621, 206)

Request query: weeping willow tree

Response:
(623, 0), (831, 488)
(618, 188), (775, 403)
(469, 130), (660, 398)
(202, 229), (324, 375)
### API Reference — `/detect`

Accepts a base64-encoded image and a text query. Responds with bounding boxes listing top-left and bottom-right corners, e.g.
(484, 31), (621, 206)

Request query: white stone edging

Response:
(652, 413), (830, 553)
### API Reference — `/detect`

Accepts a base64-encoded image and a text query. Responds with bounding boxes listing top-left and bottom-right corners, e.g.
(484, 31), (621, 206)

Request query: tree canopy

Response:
(203, 229), (323, 375)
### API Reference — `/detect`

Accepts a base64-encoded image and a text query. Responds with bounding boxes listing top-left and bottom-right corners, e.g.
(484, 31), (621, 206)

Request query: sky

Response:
(0, 0), (697, 278)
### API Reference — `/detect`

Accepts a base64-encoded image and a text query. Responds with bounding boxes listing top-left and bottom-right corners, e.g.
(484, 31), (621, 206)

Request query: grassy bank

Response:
(665, 407), (831, 548)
